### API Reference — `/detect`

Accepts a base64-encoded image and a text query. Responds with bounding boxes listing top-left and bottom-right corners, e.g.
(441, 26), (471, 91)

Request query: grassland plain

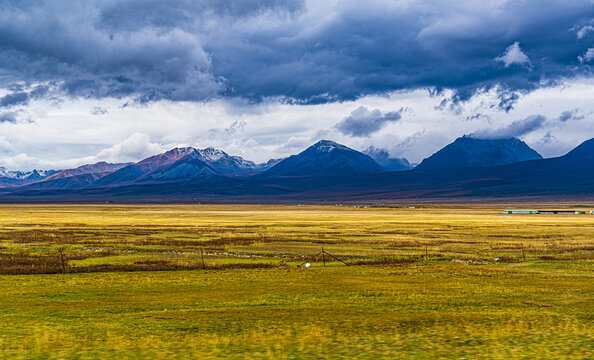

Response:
(0, 203), (592, 359)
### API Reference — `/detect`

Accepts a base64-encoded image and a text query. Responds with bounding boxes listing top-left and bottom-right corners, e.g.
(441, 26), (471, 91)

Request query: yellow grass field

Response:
(0, 203), (592, 359)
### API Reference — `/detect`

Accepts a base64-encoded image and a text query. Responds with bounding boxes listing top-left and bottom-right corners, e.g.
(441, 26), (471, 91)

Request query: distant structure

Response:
(504, 209), (588, 215)
(539, 210), (587, 215)
(504, 209), (539, 214)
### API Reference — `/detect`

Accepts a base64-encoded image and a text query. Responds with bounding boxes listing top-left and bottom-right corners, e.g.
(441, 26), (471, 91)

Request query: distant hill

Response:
(559, 137), (594, 163)
(415, 136), (542, 170)
(363, 147), (412, 171)
(21, 173), (110, 190)
(262, 140), (383, 177)
(45, 162), (129, 180)
(27, 161), (130, 189)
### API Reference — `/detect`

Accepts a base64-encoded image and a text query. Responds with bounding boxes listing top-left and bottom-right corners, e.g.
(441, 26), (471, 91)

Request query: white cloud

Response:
(471, 115), (547, 139)
(0, 132), (165, 170)
(578, 47), (594, 63)
(0, 153), (42, 170)
(534, 131), (571, 156)
(495, 42), (531, 67)
(94, 133), (166, 163)
(0, 136), (13, 153)
(575, 25), (594, 39)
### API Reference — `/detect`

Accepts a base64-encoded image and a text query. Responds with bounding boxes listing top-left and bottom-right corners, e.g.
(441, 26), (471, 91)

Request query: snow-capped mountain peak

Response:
(0, 167), (11, 178)
(198, 147), (227, 162)
(310, 140), (347, 153)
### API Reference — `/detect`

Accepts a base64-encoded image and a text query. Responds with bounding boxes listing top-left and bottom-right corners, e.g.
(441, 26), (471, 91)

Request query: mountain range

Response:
(1, 136), (593, 201)
(0, 168), (60, 187)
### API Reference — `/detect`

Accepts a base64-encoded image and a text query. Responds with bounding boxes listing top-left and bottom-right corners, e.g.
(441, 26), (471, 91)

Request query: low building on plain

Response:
(504, 209), (539, 214)
(538, 210), (586, 215)
(504, 209), (590, 215)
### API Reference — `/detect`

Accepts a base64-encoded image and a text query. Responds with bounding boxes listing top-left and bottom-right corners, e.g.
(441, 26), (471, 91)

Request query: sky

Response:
(1, 0), (594, 170)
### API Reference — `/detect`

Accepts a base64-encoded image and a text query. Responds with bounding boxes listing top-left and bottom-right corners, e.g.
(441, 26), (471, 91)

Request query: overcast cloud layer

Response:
(1, 0), (594, 103)
(0, 1), (593, 170)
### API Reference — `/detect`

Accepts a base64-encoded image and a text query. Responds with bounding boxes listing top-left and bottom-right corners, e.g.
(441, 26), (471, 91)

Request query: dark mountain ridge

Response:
(415, 136), (543, 170)
(262, 140), (384, 177)
(45, 162), (130, 180)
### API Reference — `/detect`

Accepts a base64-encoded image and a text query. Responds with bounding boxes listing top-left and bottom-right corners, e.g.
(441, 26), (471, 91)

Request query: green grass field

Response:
(0, 204), (592, 359)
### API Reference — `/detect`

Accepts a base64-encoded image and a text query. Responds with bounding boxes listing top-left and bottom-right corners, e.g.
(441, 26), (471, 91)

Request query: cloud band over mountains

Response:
(0, 0), (593, 105)
(471, 115), (547, 139)
(335, 106), (403, 137)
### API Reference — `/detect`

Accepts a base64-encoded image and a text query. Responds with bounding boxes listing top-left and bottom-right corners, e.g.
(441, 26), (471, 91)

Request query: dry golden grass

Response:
(0, 203), (591, 358)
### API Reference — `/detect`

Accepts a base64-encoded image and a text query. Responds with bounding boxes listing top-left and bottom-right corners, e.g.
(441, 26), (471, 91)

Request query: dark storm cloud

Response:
(558, 108), (585, 122)
(0, 0), (593, 105)
(0, 1), (228, 103)
(472, 115), (547, 139)
(97, 0), (304, 30)
(0, 84), (49, 108)
(211, 0), (594, 105)
(0, 111), (18, 123)
(0, 92), (28, 108)
(335, 106), (402, 137)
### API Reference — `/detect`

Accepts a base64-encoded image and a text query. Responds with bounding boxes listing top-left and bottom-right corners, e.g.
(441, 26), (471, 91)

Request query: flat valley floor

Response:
(0, 204), (592, 359)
